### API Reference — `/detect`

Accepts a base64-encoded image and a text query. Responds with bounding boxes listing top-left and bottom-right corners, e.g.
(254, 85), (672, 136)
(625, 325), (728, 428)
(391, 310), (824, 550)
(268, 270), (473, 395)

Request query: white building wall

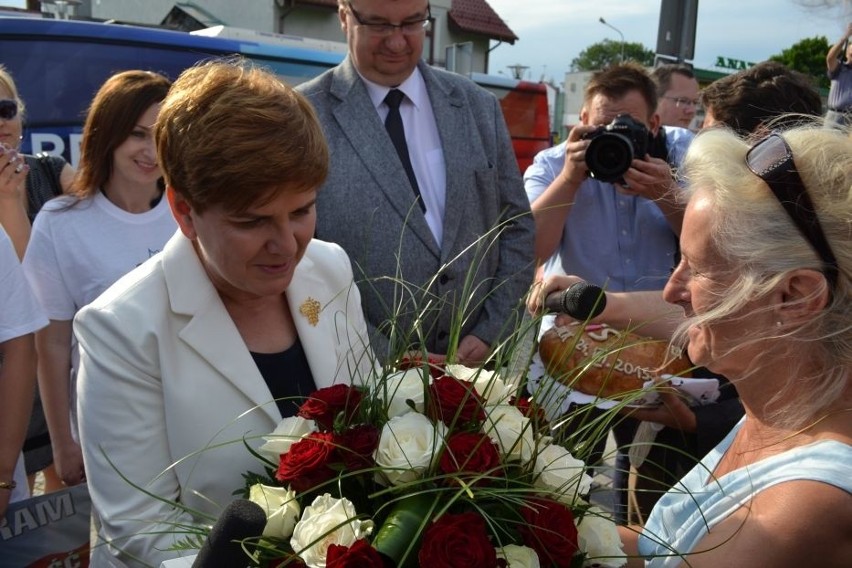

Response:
(89, 0), (276, 30)
(562, 70), (594, 128)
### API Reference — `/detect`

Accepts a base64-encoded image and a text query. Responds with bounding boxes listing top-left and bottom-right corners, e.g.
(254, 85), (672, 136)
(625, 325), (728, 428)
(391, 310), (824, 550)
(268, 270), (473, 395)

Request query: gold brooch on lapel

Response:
(299, 297), (321, 326)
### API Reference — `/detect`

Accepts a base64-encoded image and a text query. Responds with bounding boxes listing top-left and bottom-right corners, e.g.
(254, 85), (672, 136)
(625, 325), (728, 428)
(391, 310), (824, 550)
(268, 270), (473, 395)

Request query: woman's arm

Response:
(676, 481), (852, 567)
(35, 319), (85, 486)
(617, 525), (647, 568)
(528, 274), (683, 339)
(827, 23), (852, 74)
(0, 334), (37, 516)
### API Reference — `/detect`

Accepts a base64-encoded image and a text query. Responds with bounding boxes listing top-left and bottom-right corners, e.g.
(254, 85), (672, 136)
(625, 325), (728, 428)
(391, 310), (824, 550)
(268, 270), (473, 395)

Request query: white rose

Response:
(534, 443), (593, 501)
(290, 493), (374, 568)
(248, 483), (300, 539)
(258, 416), (316, 461)
(496, 544), (541, 568)
(377, 368), (429, 418)
(374, 412), (444, 486)
(484, 405), (535, 462)
(576, 507), (626, 567)
(445, 364), (515, 406)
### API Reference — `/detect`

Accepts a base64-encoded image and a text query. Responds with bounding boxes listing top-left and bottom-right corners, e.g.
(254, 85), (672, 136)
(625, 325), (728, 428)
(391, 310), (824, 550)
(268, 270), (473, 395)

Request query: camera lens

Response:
(585, 132), (634, 183)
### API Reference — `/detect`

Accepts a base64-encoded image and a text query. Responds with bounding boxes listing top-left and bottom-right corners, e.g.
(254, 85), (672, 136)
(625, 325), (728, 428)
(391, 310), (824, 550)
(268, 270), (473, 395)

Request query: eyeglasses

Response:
(0, 99), (18, 120)
(746, 132), (839, 290)
(345, 3), (431, 37)
(662, 96), (699, 109)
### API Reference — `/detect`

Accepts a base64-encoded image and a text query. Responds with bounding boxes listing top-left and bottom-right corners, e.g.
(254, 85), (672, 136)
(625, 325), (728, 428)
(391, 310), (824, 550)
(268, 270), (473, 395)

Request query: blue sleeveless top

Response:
(638, 418), (852, 567)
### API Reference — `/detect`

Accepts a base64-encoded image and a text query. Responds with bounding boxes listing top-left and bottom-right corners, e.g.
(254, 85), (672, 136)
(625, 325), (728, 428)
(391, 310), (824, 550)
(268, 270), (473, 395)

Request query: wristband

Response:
(0, 480), (16, 490)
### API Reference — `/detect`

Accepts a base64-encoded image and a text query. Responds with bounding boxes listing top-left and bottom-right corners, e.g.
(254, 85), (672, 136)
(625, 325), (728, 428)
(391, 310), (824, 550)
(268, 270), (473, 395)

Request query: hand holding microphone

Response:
(541, 281), (607, 320)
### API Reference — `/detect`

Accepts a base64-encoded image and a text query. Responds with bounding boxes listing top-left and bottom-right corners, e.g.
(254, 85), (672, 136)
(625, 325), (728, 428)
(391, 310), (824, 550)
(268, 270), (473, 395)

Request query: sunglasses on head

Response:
(0, 99), (18, 120)
(745, 132), (839, 291)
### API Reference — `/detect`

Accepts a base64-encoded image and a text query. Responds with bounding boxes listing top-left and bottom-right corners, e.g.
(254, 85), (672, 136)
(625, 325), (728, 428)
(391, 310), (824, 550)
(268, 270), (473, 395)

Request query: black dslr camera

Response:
(582, 114), (651, 183)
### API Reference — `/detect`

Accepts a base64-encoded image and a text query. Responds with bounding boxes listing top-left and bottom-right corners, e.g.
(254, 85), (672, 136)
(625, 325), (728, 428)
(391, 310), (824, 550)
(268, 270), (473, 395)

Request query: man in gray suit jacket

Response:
(297, 0), (534, 365)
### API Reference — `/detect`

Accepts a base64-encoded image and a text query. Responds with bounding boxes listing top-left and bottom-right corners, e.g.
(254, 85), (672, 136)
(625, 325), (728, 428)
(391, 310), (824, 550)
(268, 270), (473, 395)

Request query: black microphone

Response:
(192, 499), (267, 568)
(543, 281), (607, 320)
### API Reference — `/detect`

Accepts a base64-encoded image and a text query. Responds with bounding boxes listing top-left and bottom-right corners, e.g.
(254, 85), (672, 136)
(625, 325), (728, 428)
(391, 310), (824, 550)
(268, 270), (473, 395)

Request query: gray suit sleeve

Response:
(466, 94), (536, 347)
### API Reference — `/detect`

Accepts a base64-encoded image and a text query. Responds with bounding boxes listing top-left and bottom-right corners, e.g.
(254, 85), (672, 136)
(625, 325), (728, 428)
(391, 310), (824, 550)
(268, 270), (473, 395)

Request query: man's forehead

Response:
(587, 92), (651, 124)
(666, 73), (700, 95)
(349, 0), (429, 16)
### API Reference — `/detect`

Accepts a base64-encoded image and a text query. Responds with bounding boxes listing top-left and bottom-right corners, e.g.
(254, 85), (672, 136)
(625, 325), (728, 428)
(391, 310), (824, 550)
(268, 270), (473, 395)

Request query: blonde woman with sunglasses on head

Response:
(618, 124), (852, 567)
(0, 65), (75, 259)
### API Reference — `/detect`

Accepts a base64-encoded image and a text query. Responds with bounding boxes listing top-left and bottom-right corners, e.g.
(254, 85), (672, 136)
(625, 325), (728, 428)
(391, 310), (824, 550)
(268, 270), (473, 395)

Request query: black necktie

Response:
(384, 89), (425, 213)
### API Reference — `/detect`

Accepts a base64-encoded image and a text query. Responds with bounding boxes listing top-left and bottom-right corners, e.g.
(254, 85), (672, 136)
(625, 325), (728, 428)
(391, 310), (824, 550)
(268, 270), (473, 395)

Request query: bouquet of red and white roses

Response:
(236, 358), (626, 568)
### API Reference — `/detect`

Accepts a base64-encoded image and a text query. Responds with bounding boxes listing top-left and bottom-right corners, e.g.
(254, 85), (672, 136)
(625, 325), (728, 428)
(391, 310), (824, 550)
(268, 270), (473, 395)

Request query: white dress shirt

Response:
(362, 68), (447, 247)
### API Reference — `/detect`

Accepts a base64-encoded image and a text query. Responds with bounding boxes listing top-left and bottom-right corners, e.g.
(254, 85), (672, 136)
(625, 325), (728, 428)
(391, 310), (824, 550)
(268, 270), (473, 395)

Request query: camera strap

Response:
(648, 128), (669, 161)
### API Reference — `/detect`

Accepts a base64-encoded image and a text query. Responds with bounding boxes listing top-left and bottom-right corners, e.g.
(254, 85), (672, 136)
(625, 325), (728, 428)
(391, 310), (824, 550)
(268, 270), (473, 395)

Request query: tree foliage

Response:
(770, 36), (830, 90)
(571, 39), (655, 71)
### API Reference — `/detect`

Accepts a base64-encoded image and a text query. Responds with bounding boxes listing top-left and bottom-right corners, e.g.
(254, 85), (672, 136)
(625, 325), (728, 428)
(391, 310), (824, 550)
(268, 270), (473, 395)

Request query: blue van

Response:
(0, 17), (345, 166)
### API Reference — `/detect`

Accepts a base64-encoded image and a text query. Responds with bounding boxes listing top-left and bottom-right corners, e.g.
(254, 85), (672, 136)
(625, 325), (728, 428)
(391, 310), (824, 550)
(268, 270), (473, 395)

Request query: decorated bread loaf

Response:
(538, 323), (692, 399)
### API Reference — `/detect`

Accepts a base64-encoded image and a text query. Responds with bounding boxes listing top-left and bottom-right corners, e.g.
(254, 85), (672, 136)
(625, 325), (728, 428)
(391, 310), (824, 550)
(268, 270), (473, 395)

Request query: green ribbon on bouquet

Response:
(371, 493), (438, 567)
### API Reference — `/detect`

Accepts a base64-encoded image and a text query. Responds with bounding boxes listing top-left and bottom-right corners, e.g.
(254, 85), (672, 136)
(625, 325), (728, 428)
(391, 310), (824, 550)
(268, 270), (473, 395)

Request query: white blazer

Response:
(75, 231), (373, 567)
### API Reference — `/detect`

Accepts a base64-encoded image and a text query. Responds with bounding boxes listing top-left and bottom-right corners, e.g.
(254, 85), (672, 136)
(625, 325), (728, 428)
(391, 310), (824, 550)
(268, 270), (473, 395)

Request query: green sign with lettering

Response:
(715, 56), (756, 70)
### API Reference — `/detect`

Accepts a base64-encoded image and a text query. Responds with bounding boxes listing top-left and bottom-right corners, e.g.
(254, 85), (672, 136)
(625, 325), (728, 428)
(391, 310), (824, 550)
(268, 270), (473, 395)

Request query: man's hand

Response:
(454, 335), (490, 367)
(618, 154), (684, 235)
(618, 155), (676, 202)
(527, 274), (584, 315)
(559, 125), (597, 189)
(623, 386), (697, 432)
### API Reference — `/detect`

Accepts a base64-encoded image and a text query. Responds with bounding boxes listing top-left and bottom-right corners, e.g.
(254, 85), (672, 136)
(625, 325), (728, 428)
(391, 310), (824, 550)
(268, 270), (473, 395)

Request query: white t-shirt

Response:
(0, 227), (48, 502)
(22, 192), (177, 433)
(24, 192), (177, 319)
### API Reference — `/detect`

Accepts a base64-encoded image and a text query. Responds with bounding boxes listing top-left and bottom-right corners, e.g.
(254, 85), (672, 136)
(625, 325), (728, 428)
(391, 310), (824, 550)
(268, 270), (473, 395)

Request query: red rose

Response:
(418, 512), (497, 568)
(338, 424), (380, 471)
(327, 539), (385, 568)
(299, 385), (363, 431)
(428, 376), (486, 428)
(519, 498), (579, 567)
(275, 432), (337, 492)
(439, 431), (502, 484)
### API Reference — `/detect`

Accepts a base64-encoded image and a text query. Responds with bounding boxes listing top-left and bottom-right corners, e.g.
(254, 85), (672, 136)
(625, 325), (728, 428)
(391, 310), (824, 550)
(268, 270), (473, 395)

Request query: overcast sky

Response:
(486, 0), (850, 81)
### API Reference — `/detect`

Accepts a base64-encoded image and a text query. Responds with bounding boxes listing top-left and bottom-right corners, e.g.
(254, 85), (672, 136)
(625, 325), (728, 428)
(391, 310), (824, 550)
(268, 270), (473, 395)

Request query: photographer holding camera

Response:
(524, 62), (694, 523)
(526, 62), (692, 289)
